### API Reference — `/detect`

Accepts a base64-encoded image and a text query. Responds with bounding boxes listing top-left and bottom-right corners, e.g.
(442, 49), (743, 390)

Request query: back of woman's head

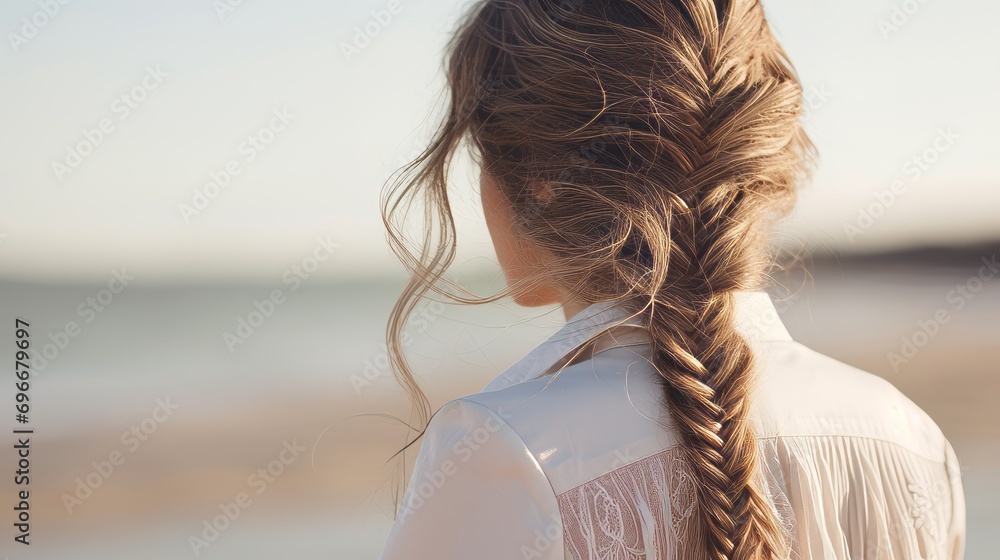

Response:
(384, 1), (813, 558)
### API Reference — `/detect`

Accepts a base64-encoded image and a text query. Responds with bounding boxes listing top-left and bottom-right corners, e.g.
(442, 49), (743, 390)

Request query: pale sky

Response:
(1, 0), (998, 283)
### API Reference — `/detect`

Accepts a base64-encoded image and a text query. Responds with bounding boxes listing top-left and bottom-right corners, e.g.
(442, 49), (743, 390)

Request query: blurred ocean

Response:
(0, 246), (997, 559)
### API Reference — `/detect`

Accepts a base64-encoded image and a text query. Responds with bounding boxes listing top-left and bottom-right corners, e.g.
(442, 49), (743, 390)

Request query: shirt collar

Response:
(481, 290), (792, 393)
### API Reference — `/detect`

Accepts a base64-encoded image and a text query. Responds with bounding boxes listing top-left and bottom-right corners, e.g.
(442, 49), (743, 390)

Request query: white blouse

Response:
(379, 292), (966, 559)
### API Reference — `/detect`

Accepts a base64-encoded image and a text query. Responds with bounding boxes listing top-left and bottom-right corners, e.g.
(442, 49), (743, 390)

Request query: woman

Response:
(379, 1), (965, 558)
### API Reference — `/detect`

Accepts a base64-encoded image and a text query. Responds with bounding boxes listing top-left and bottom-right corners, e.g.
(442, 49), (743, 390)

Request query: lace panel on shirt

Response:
(556, 436), (960, 560)
(556, 442), (795, 560)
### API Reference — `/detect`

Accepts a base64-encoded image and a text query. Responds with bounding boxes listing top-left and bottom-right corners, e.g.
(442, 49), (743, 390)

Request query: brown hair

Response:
(383, 1), (813, 558)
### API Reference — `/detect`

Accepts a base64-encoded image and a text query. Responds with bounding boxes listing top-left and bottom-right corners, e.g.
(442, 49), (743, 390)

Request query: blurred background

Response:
(0, 0), (997, 558)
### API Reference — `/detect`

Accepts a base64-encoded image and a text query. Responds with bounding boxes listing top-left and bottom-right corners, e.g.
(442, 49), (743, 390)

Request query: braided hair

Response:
(384, 1), (813, 558)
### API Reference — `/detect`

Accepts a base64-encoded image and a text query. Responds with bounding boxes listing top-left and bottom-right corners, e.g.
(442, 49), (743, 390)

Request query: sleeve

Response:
(379, 398), (564, 560)
(944, 441), (966, 560)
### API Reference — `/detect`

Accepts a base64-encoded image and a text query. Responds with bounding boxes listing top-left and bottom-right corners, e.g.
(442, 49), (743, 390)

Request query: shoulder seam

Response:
(448, 398), (562, 504)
